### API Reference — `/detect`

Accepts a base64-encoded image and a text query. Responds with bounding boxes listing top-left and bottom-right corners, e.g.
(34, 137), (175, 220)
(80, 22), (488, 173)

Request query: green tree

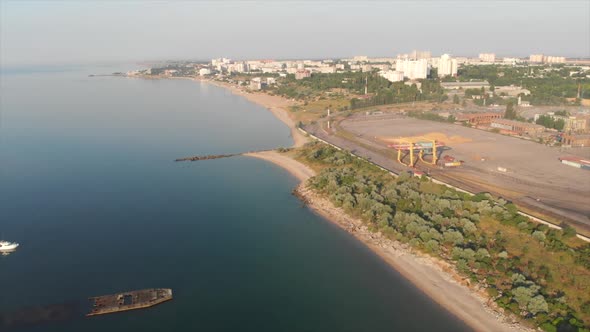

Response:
(453, 94), (460, 104)
(504, 101), (516, 119)
(554, 118), (565, 131)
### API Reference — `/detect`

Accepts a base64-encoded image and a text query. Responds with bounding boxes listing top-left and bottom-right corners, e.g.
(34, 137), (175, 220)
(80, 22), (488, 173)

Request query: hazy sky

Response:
(1, 0), (589, 66)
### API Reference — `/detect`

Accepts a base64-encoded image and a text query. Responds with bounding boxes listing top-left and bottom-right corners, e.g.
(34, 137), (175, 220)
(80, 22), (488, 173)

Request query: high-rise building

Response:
(438, 54), (458, 77)
(410, 50), (431, 60)
(395, 58), (429, 79)
(479, 53), (496, 62)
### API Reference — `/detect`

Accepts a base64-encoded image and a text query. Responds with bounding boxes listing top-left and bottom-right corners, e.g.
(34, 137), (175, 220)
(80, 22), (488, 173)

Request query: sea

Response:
(0, 64), (471, 331)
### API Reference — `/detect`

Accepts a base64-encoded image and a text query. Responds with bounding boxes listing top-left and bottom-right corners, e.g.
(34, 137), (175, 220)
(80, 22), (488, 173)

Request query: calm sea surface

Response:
(0, 65), (470, 331)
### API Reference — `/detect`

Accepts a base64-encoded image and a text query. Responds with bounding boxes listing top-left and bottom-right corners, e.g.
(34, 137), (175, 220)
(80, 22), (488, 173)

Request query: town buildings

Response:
(529, 54), (566, 64)
(529, 54), (545, 63)
(478, 53), (496, 62)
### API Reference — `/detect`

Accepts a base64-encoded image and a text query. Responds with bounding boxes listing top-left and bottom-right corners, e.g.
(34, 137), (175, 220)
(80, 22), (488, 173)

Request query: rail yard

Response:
(305, 114), (590, 236)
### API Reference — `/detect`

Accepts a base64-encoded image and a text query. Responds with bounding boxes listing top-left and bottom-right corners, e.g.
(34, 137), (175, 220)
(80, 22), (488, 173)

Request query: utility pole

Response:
(365, 76), (368, 95)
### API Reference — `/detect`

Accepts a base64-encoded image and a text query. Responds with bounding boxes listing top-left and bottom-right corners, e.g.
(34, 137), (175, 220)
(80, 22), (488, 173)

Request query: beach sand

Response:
(246, 151), (531, 332)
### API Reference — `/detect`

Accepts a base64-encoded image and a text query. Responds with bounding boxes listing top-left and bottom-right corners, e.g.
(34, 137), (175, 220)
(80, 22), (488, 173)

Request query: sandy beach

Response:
(246, 150), (531, 332)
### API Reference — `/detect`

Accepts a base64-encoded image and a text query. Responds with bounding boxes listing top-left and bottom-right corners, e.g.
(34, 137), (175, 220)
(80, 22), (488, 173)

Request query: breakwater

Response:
(175, 153), (241, 162)
(175, 149), (275, 162)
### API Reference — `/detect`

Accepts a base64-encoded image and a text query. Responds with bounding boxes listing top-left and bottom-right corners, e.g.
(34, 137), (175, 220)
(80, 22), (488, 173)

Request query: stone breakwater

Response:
(175, 150), (275, 162)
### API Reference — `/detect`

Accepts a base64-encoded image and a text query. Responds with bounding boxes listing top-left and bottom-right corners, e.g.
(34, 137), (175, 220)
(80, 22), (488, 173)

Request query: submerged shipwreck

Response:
(87, 288), (173, 316)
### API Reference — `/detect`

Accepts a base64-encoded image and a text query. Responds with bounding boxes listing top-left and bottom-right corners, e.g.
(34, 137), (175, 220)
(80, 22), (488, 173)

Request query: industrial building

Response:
(490, 119), (545, 136)
(440, 81), (490, 90)
(562, 134), (590, 147)
(455, 112), (503, 126)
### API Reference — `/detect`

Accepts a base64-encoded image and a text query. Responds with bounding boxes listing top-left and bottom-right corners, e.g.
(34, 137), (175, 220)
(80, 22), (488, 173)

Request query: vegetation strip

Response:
(291, 141), (590, 331)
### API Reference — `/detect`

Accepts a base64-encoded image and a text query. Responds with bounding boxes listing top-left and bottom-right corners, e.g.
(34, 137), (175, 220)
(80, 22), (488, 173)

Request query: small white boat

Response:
(0, 240), (19, 252)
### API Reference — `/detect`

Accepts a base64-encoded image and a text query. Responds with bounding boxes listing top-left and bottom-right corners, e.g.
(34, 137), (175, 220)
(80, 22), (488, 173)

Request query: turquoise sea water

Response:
(0, 66), (470, 331)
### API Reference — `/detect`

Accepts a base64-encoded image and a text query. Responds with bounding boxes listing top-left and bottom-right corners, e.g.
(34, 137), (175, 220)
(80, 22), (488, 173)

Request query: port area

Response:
(86, 289), (172, 316)
(305, 114), (590, 237)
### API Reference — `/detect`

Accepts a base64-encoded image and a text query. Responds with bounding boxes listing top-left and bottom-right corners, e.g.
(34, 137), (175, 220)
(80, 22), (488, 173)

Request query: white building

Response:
(361, 64), (373, 72)
(438, 54), (458, 77)
(318, 66), (336, 74)
(529, 54), (565, 64)
(211, 58), (231, 66)
(479, 53), (496, 62)
(250, 77), (262, 90)
(546, 56), (566, 64)
(199, 68), (211, 76)
(529, 54), (545, 63)
(379, 70), (404, 83)
(395, 58), (429, 79)
(503, 57), (519, 65)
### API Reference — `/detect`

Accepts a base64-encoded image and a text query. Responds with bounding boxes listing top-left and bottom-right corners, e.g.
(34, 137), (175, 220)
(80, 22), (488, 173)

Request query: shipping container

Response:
(444, 161), (462, 167)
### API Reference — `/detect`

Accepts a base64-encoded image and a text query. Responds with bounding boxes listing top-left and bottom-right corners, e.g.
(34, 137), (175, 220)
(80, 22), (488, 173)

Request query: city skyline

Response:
(1, 0), (589, 66)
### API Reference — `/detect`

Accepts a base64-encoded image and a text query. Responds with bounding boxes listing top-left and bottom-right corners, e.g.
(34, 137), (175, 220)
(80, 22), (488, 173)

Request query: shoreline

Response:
(197, 78), (308, 148)
(205, 76), (532, 332)
(246, 151), (531, 332)
(161, 75), (532, 331)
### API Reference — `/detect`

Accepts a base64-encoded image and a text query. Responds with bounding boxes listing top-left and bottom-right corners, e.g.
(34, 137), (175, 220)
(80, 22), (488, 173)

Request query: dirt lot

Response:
(312, 115), (590, 234)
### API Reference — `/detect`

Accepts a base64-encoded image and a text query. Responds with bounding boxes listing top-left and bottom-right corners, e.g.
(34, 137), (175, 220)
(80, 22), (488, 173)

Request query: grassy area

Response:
(287, 96), (351, 123)
(288, 141), (590, 331)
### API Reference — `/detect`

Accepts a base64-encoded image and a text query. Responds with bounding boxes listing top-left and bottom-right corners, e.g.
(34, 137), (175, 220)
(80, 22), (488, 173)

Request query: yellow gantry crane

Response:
(389, 137), (442, 167)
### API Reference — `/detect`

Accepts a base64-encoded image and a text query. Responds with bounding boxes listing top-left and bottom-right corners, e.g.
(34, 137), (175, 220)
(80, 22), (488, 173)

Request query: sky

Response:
(1, 0), (589, 66)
